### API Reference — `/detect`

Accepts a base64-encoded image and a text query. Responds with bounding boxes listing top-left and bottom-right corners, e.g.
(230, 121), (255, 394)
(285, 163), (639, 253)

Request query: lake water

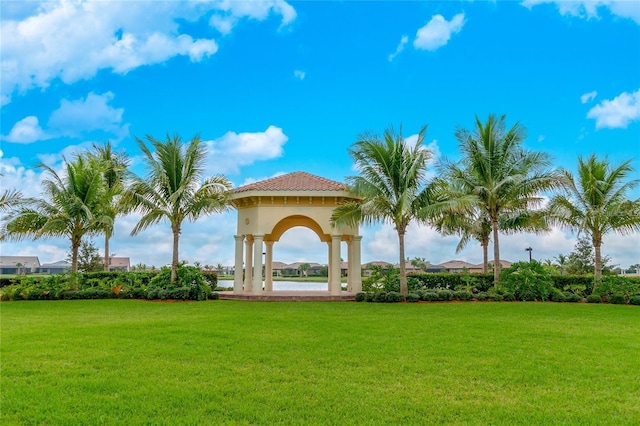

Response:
(218, 280), (329, 291)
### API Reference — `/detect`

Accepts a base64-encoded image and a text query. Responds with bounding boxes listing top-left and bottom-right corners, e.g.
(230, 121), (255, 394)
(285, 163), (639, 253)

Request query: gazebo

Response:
(229, 172), (362, 295)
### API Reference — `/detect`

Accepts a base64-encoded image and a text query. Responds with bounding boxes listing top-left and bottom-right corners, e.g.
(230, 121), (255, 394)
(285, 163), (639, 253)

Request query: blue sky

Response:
(1, 0), (639, 269)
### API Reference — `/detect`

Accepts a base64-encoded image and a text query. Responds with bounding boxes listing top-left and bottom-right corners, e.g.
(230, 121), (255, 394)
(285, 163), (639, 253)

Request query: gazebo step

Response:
(218, 291), (355, 302)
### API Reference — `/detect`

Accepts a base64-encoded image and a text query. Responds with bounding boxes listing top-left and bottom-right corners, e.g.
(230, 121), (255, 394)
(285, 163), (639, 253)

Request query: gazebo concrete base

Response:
(218, 291), (356, 302)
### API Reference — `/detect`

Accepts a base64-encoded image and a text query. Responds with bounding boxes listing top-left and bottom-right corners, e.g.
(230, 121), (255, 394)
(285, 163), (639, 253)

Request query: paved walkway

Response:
(218, 291), (356, 302)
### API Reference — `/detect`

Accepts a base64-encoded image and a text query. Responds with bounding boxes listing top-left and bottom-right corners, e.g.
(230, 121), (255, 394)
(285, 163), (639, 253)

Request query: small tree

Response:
(69, 241), (104, 273)
(299, 263), (310, 277)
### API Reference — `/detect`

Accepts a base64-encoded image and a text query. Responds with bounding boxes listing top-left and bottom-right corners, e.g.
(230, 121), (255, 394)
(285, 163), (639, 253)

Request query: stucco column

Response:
(327, 241), (332, 292)
(244, 236), (253, 293)
(252, 234), (264, 294)
(265, 241), (274, 291)
(351, 235), (362, 293)
(346, 239), (353, 292)
(233, 235), (244, 294)
(330, 234), (342, 295)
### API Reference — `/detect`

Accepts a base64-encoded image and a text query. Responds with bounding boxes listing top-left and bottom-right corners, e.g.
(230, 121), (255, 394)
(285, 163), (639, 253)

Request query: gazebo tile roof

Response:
(233, 172), (345, 193)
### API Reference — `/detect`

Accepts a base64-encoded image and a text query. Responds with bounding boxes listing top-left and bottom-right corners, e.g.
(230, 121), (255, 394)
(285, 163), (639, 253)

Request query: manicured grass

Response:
(2, 301), (639, 425)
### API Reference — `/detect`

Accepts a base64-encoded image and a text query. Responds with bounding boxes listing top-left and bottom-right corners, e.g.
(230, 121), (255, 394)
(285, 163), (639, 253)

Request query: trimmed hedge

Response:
(408, 273), (494, 292)
(0, 267), (217, 302)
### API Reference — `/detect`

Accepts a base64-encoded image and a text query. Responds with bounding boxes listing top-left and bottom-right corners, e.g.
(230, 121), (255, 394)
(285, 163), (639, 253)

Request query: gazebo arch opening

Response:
(274, 225), (328, 279)
(269, 215), (329, 243)
(229, 172), (362, 296)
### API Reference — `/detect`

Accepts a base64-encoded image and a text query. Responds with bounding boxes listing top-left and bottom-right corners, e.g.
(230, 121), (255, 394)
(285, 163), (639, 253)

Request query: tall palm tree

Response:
(548, 155), (640, 282)
(121, 134), (232, 284)
(447, 114), (563, 284)
(331, 124), (433, 296)
(88, 141), (130, 271)
(1, 156), (107, 276)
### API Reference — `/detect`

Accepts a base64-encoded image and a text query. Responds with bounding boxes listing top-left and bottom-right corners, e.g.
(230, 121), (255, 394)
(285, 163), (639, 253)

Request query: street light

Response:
(525, 246), (533, 262)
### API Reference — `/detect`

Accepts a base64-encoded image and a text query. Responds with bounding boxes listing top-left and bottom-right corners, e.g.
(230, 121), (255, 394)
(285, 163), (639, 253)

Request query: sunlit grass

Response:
(2, 301), (639, 424)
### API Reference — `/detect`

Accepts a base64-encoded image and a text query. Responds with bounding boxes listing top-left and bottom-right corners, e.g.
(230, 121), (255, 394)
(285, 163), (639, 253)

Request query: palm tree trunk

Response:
(492, 219), (501, 286)
(482, 237), (489, 274)
(398, 230), (408, 296)
(71, 238), (81, 274)
(171, 226), (180, 284)
(104, 234), (110, 272)
(594, 238), (603, 288)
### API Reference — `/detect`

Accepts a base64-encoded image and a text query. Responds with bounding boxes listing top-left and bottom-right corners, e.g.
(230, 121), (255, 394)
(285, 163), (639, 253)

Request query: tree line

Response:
(2, 114), (639, 292)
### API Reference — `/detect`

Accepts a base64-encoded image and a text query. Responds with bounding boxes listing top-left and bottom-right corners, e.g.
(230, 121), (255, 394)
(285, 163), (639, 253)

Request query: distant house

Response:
(437, 260), (475, 273)
(37, 260), (72, 274)
(0, 256), (41, 274)
(362, 261), (394, 276)
(102, 257), (131, 272)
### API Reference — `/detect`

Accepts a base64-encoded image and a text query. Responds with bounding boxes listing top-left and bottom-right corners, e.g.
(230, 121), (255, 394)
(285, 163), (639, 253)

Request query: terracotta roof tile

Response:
(234, 172), (345, 193)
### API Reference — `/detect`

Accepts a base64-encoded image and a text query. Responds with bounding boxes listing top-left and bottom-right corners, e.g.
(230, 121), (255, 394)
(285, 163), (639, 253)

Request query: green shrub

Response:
(454, 291), (473, 301)
(609, 294), (626, 305)
(364, 292), (375, 302)
(475, 292), (488, 301)
(587, 294), (602, 304)
(594, 276), (640, 300)
(563, 292), (582, 303)
(421, 291), (439, 302)
(491, 294), (504, 302)
(549, 287), (567, 302)
(437, 289), (453, 301)
(406, 293), (420, 303)
(629, 295), (640, 306)
(209, 292), (220, 300)
(386, 292), (404, 303)
(501, 261), (554, 301)
(373, 292), (387, 303)
(355, 292), (367, 302)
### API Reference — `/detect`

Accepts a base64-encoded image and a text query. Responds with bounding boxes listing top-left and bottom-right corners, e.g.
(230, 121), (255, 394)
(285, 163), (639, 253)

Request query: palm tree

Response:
(548, 155), (640, 282)
(1, 156), (107, 276)
(121, 134), (232, 284)
(331, 124), (434, 296)
(88, 141), (130, 271)
(0, 174), (23, 212)
(433, 207), (493, 273)
(554, 253), (568, 275)
(447, 114), (563, 284)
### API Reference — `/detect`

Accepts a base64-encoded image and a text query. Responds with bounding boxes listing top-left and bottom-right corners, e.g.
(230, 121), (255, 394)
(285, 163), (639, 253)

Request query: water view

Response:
(218, 280), (329, 291)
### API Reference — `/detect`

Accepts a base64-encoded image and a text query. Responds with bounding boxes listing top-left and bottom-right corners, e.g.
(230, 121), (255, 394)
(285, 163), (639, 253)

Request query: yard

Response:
(1, 300), (639, 424)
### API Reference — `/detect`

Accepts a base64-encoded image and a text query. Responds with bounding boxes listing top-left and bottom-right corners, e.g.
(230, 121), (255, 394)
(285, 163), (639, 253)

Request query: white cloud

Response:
(48, 92), (129, 139)
(1, 1), (296, 103)
(580, 90), (598, 104)
(587, 89), (640, 129)
(522, 1), (640, 24)
(209, 0), (297, 34)
(205, 125), (288, 174)
(3, 116), (51, 144)
(413, 13), (466, 51)
(388, 35), (409, 61)
(2, 92), (128, 144)
(294, 70), (306, 80)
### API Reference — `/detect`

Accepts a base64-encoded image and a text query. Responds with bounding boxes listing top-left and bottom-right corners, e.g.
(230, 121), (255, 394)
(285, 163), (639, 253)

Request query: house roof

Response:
(40, 260), (72, 268)
(233, 172), (345, 193)
(437, 260), (475, 270)
(0, 256), (41, 267)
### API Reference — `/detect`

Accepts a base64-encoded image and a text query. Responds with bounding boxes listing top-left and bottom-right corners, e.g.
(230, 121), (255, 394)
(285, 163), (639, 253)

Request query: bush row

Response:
(0, 266), (221, 302)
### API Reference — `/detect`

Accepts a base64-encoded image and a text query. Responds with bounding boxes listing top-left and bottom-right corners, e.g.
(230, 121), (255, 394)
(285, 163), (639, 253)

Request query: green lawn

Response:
(2, 301), (639, 425)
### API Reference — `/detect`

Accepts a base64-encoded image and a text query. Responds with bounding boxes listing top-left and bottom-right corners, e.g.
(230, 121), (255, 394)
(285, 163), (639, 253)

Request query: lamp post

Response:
(525, 246), (533, 262)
